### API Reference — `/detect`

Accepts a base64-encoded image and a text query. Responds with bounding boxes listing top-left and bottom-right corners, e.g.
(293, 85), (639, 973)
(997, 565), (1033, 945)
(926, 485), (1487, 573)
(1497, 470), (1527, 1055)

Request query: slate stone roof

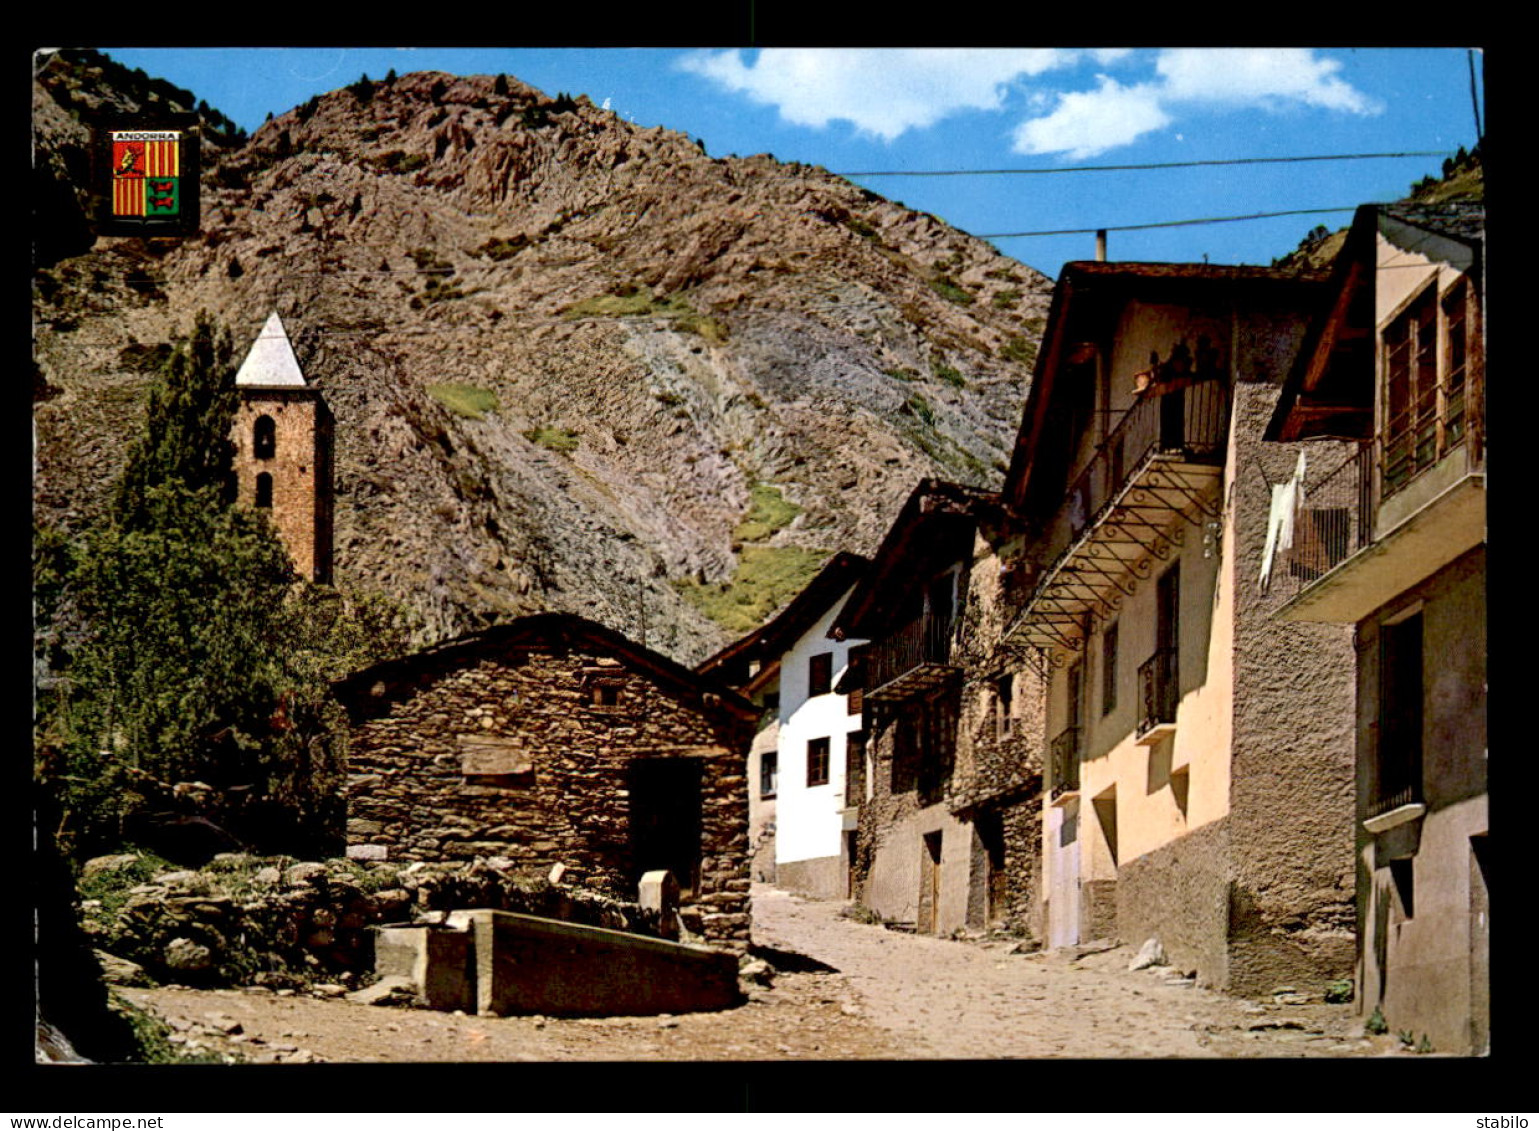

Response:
(1381, 199), (1485, 246)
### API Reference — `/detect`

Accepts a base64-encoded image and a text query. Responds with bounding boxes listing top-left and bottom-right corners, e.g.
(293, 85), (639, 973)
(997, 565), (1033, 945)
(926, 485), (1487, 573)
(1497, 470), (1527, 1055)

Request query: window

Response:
(253, 415), (276, 460)
(807, 736), (830, 787)
(1382, 287), (1438, 494)
(254, 472), (273, 508)
(1380, 278), (1479, 498)
(760, 750), (778, 798)
(1066, 661), (1083, 734)
(995, 674), (1014, 739)
(808, 652), (832, 697)
(590, 683), (620, 707)
(1101, 623), (1118, 716)
(1374, 612), (1424, 817)
(1443, 281), (1470, 448)
(845, 732), (867, 804)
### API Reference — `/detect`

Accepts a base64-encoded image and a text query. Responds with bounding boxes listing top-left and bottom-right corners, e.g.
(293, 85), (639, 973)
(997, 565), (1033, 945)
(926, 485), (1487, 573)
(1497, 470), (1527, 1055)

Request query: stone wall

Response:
(851, 526), (1049, 939)
(1115, 816), (1232, 988)
(342, 629), (755, 949)
(78, 854), (658, 988)
(1226, 380), (1358, 995)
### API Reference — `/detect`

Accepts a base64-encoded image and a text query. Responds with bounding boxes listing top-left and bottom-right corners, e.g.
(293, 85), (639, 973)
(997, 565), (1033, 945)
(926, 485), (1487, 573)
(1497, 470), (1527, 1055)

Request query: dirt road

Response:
(117, 885), (1408, 1062)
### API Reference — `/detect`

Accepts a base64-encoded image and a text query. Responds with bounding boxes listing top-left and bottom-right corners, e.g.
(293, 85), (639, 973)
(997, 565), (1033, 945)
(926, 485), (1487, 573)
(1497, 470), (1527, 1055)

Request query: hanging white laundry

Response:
(1259, 451), (1308, 590)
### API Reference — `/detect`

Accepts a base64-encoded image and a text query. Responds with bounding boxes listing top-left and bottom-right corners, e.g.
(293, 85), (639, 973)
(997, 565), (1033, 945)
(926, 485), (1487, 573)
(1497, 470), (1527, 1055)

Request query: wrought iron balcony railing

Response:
(1004, 379), (1229, 655)
(1277, 442), (1373, 601)
(1137, 647), (1178, 739)
(864, 612), (959, 701)
(1050, 725), (1081, 796)
(1039, 379), (1230, 590)
(1367, 782), (1423, 822)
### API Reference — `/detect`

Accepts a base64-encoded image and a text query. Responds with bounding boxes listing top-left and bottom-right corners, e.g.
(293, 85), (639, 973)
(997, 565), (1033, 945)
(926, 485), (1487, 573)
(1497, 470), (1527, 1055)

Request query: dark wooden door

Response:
(628, 758), (703, 898)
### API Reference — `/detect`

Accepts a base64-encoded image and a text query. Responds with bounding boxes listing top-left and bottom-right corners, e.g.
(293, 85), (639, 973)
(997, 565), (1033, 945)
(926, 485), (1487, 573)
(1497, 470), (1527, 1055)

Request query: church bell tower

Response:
(230, 311), (333, 583)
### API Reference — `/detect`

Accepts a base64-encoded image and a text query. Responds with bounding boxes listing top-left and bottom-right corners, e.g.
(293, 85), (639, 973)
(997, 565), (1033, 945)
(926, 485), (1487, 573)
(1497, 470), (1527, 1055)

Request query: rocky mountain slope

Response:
(34, 54), (1055, 664)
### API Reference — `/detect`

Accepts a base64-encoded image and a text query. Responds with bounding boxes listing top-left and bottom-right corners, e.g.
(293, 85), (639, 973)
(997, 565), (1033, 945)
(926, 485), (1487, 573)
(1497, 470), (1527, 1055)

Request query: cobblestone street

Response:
(750, 886), (1398, 1058)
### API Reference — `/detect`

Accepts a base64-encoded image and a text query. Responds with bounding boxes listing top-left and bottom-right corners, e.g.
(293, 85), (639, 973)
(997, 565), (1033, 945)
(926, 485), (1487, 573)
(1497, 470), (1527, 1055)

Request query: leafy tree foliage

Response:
(37, 315), (413, 861)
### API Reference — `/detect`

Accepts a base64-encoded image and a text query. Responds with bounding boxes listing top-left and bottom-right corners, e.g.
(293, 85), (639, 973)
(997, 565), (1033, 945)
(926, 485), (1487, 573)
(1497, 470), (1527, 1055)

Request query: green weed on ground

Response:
(428, 384), (499, 420)
(76, 851), (177, 918)
(108, 991), (227, 1064)
(674, 545), (829, 634)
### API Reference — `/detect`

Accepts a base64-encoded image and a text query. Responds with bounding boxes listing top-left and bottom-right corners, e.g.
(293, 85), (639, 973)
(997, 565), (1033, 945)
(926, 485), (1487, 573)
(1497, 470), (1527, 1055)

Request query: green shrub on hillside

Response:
(1001, 336), (1038, 365)
(928, 274), (974, 306)
(734, 483), (801, 543)
(674, 546), (830, 634)
(428, 384), (499, 420)
(524, 426), (581, 453)
(931, 361), (966, 388)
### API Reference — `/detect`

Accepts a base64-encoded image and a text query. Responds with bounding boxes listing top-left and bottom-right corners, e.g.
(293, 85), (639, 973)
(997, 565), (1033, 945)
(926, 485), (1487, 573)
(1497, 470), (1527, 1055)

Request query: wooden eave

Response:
(1265, 206), (1381, 443)
(830, 480), (999, 640)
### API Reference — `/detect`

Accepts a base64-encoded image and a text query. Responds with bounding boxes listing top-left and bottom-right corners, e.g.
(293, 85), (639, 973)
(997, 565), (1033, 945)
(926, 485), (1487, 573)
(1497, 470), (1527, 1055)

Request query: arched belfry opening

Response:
(230, 312), (333, 583)
(253, 415), (276, 460)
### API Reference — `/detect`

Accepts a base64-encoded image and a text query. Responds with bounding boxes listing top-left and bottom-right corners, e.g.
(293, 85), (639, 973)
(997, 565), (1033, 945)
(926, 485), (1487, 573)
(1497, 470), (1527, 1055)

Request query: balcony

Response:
(1136, 648), (1177, 744)
(864, 613), (960, 702)
(1005, 379), (1229, 654)
(1363, 782), (1425, 833)
(1049, 725), (1080, 802)
(1279, 383), (1485, 624)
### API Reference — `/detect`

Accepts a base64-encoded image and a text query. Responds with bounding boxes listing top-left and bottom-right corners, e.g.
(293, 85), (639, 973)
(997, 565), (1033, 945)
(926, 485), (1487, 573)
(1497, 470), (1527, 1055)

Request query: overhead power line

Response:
(979, 205), (1368, 240)
(833, 151), (1451, 178)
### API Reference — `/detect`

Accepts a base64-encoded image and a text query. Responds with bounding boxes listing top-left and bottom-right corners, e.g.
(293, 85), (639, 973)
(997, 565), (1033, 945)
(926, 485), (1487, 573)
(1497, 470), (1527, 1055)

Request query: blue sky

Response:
(100, 47), (1484, 280)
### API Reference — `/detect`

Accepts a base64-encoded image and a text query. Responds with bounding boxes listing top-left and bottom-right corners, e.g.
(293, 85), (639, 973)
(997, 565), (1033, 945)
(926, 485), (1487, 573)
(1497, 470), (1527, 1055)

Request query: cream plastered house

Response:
(1265, 201), (1487, 1053)
(997, 262), (1359, 993)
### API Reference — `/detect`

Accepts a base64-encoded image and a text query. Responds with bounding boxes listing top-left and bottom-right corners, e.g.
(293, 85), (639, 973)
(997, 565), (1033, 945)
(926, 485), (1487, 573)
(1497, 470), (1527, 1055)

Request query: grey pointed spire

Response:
(234, 311), (307, 387)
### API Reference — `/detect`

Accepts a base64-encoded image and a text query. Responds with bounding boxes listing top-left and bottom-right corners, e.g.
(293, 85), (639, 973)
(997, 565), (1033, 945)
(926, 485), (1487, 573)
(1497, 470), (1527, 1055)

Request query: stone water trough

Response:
(373, 908), (742, 1017)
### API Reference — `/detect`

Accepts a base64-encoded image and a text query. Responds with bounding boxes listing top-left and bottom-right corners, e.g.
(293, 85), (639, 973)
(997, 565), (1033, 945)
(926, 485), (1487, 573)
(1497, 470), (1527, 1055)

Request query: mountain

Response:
(33, 57), (1054, 664)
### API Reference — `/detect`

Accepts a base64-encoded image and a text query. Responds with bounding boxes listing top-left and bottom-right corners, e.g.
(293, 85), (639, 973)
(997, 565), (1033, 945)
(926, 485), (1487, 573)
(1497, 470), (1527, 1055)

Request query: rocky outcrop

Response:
(33, 59), (1052, 666)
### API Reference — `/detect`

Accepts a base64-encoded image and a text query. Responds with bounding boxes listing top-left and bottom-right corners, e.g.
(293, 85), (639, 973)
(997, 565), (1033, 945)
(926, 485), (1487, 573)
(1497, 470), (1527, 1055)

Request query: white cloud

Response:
(1012, 76), (1170, 159)
(1011, 48), (1380, 158)
(678, 47), (1084, 141)
(1089, 48), (1136, 66)
(1156, 48), (1382, 113)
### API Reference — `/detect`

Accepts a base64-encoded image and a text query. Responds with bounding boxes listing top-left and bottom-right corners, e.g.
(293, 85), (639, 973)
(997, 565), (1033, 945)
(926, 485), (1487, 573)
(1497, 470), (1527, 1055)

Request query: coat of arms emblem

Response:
(95, 117), (199, 236)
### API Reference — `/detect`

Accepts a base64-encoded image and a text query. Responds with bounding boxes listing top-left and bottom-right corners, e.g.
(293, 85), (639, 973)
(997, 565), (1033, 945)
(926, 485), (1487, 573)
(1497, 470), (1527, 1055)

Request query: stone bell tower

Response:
(230, 311), (333, 583)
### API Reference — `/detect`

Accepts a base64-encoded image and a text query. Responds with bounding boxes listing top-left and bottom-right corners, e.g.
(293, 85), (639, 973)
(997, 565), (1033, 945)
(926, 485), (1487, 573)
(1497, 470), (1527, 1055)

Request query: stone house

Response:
(997, 261), (1359, 994)
(829, 480), (1047, 938)
(230, 311), (333, 583)
(1264, 201), (1487, 1052)
(698, 553), (870, 898)
(332, 613), (759, 951)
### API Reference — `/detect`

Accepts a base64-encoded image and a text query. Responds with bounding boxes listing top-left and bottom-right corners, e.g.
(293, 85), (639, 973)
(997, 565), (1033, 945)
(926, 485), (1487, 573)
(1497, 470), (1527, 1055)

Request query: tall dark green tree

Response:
(113, 314), (238, 526)
(38, 314), (412, 860)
